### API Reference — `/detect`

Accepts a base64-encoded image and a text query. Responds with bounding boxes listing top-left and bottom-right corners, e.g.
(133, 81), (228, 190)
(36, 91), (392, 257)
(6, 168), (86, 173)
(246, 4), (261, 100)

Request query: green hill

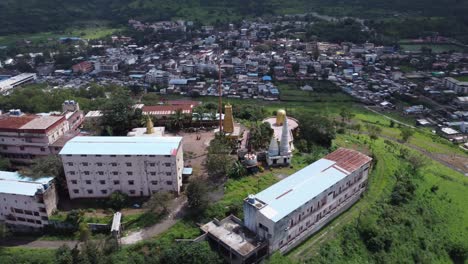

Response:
(1, 0), (468, 42)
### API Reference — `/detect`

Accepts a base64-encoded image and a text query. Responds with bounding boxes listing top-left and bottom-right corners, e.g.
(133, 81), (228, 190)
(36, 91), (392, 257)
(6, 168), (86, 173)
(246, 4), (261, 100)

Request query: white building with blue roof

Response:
(59, 136), (184, 199)
(0, 171), (58, 229)
(243, 148), (372, 253)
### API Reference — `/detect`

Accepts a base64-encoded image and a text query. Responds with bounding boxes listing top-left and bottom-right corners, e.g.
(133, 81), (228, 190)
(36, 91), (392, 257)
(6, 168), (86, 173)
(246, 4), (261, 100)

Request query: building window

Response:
(96, 155), (102, 157)
(149, 155), (155, 157)
(69, 171), (76, 175)
(165, 155), (171, 158)
(83, 162), (89, 166)
(124, 155), (131, 157)
(149, 163), (156, 167)
(128, 180), (134, 185)
(98, 171), (104, 175)
(67, 162), (73, 166)
(151, 181), (158, 185)
(40, 147), (46, 152)
(112, 171), (118, 176)
(101, 190), (108, 194)
(129, 190), (135, 195)
(87, 190), (93, 194)
(71, 180), (77, 184)
(85, 180), (91, 185)
(20, 146), (25, 151)
(111, 163), (117, 167)
(150, 172), (156, 176)
(113, 180), (120, 185)
(81, 155), (87, 157)
(2, 146), (7, 150)
(17, 217), (26, 222)
(97, 162), (103, 166)
(84, 171), (90, 175)
(125, 162), (132, 167)
(110, 155), (116, 157)
(35, 220), (42, 224)
(73, 189), (79, 194)
(166, 172), (172, 176)
(34, 212), (39, 216)
(99, 180), (105, 185)
(165, 163), (171, 167)
(166, 181), (172, 185)
(127, 171), (133, 176)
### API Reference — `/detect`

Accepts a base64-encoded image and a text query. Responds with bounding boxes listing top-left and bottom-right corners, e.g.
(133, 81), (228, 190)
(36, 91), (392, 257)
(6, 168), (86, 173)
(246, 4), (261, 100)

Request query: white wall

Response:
(0, 185), (57, 228)
(248, 162), (371, 252)
(62, 149), (183, 199)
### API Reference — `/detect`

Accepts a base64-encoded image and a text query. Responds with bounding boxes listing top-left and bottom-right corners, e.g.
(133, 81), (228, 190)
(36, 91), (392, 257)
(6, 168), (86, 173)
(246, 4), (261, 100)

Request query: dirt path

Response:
(120, 196), (187, 245)
(364, 106), (415, 128)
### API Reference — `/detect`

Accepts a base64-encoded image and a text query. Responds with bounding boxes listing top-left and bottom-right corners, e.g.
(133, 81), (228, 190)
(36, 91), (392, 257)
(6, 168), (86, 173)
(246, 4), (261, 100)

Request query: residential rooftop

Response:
(0, 171), (54, 196)
(201, 215), (264, 256)
(59, 136), (182, 156)
(142, 105), (193, 115)
(251, 148), (372, 222)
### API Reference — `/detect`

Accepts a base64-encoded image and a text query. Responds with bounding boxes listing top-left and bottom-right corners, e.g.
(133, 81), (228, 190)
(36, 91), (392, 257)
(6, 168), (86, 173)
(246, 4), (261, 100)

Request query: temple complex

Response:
(263, 110), (299, 166)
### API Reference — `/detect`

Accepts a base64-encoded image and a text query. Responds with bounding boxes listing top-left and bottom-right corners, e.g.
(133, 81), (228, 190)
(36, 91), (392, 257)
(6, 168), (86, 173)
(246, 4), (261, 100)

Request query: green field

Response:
(399, 44), (465, 53)
(0, 25), (122, 46)
(0, 247), (55, 264)
(455, 76), (468, 82)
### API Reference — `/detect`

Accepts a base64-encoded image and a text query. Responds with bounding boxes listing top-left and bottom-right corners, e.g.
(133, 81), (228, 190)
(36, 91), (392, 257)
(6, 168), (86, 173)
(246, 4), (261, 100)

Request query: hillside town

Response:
(0, 13), (467, 264)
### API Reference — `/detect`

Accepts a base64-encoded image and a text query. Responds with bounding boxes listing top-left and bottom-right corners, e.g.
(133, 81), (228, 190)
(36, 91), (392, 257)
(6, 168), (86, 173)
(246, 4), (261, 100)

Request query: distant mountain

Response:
(1, 0), (467, 39)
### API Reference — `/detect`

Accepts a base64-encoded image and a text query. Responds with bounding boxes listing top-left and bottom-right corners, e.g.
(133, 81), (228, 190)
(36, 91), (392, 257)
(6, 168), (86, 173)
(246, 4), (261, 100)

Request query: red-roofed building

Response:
(0, 101), (84, 163)
(324, 148), (373, 174)
(0, 112), (69, 163)
(142, 104), (193, 118)
(72, 61), (94, 74)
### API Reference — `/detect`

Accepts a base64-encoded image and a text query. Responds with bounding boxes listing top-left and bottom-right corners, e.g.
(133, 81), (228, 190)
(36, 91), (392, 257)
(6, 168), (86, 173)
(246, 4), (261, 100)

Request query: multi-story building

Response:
(444, 77), (468, 94)
(0, 110), (70, 163)
(145, 69), (170, 85)
(243, 148), (372, 253)
(0, 171), (58, 230)
(0, 73), (37, 94)
(59, 136), (184, 199)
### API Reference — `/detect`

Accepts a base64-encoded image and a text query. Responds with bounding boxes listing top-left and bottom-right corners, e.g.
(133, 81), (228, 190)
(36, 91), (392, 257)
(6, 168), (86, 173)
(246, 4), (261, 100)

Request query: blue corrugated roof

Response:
(169, 79), (188, 85)
(254, 159), (348, 222)
(0, 171), (54, 196)
(59, 136), (182, 156)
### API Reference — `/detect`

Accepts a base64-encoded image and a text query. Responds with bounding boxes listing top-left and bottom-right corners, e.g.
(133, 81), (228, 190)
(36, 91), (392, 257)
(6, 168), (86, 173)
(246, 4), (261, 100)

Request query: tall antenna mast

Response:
(218, 54), (223, 134)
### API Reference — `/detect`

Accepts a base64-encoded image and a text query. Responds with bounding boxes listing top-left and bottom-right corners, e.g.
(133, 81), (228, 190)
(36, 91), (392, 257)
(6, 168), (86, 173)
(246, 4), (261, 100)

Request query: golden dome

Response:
(276, 109), (286, 126)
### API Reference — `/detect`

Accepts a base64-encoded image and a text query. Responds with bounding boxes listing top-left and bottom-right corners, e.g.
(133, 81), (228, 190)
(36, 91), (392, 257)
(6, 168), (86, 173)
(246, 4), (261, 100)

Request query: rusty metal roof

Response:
(324, 148), (372, 173)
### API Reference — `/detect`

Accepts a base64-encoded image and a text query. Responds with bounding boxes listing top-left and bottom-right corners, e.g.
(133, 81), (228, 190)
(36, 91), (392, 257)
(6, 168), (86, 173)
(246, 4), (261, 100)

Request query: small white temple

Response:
(127, 115), (165, 137)
(263, 110), (298, 166)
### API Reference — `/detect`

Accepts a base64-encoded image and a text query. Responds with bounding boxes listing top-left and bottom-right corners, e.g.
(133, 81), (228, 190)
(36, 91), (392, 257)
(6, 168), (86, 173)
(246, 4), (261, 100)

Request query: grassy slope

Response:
(0, 26), (122, 46)
(0, 247), (55, 264)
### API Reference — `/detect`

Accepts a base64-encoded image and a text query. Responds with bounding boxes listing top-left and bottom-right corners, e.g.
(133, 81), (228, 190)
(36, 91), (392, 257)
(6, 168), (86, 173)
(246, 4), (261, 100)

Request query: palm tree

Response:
(228, 161), (247, 179)
(171, 108), (185, 132)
